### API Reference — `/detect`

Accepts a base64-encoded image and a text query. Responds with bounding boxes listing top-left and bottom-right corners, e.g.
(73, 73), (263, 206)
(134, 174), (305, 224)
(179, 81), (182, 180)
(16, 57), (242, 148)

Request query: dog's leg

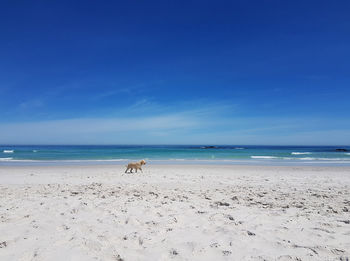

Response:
(140, 168), (143, 173)
(129, 168), (133, 173)
(125, 167), (129, 173)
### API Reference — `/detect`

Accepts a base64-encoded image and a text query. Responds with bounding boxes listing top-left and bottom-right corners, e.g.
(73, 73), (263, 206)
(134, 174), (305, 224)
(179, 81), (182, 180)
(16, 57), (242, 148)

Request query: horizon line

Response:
(1, 144), (349, 147)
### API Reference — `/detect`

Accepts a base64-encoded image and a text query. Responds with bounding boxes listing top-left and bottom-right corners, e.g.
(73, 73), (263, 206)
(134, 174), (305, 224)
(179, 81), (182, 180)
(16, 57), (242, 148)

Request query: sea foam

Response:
(251, 156), (278, 159)
(0, 157), (13, 161)
(3, 150), (14, 153)
(291, 152), (311, 155)
(299, 157), (346, 161)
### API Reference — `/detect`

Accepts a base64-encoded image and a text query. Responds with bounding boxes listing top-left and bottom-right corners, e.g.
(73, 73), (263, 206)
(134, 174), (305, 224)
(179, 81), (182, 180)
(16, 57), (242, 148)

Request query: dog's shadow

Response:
(122, 171), (144, 175)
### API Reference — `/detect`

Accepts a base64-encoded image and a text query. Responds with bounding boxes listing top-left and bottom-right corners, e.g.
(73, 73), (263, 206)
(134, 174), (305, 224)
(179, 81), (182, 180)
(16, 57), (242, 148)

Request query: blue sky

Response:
(0, 1), (349, 145)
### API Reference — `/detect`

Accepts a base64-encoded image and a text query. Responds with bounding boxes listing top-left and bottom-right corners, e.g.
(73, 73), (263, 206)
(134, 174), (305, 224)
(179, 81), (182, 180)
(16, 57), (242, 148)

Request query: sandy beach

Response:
(0, 164), (349, 260)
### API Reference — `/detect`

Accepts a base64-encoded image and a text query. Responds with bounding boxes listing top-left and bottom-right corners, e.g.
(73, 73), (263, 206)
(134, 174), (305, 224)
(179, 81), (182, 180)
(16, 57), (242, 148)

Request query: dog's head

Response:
(140, 159), (146, 165)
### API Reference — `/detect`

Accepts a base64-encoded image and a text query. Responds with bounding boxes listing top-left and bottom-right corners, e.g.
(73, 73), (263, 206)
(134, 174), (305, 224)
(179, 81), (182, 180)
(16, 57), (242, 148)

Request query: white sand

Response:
(0, 164), (349, 261)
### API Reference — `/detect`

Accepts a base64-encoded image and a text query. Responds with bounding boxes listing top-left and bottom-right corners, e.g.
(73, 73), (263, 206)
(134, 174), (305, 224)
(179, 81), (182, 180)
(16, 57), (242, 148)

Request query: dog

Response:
(125, 160), (146, 173)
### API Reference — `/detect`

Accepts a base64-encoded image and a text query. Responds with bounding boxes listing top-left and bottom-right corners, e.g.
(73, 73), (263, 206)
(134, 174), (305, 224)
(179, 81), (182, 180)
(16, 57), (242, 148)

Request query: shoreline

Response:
(1, 158), (350, 167)
(2, 163), (350, 170)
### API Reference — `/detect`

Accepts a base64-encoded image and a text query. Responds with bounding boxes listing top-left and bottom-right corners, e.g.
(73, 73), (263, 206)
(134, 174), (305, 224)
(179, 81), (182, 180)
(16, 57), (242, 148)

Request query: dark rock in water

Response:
(335, 148), (348, 152)
(202, 146), (217, 149)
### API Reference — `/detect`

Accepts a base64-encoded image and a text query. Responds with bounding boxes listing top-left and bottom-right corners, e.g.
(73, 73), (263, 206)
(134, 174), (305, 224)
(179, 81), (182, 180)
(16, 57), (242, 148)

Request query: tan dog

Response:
(125, 160), (146, 173)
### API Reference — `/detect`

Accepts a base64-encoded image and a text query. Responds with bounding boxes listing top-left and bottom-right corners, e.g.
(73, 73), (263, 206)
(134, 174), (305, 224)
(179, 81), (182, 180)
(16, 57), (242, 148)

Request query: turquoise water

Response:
(1, 145), (350, 166)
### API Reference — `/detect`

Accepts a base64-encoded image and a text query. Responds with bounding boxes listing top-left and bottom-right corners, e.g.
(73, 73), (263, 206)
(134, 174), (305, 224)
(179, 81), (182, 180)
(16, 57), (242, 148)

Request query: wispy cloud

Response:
(91, 88), (133, 100)
(117, 98), (237, 118)
(18, 98), (45, 109)
(127, 98), (154, 110)
(89, 80), (164, 101)
(0, 115), (200, 144)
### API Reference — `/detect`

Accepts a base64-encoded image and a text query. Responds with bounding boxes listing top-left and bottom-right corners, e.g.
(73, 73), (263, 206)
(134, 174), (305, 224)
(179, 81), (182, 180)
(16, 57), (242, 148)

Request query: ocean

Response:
(1, 145), (350, 166)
